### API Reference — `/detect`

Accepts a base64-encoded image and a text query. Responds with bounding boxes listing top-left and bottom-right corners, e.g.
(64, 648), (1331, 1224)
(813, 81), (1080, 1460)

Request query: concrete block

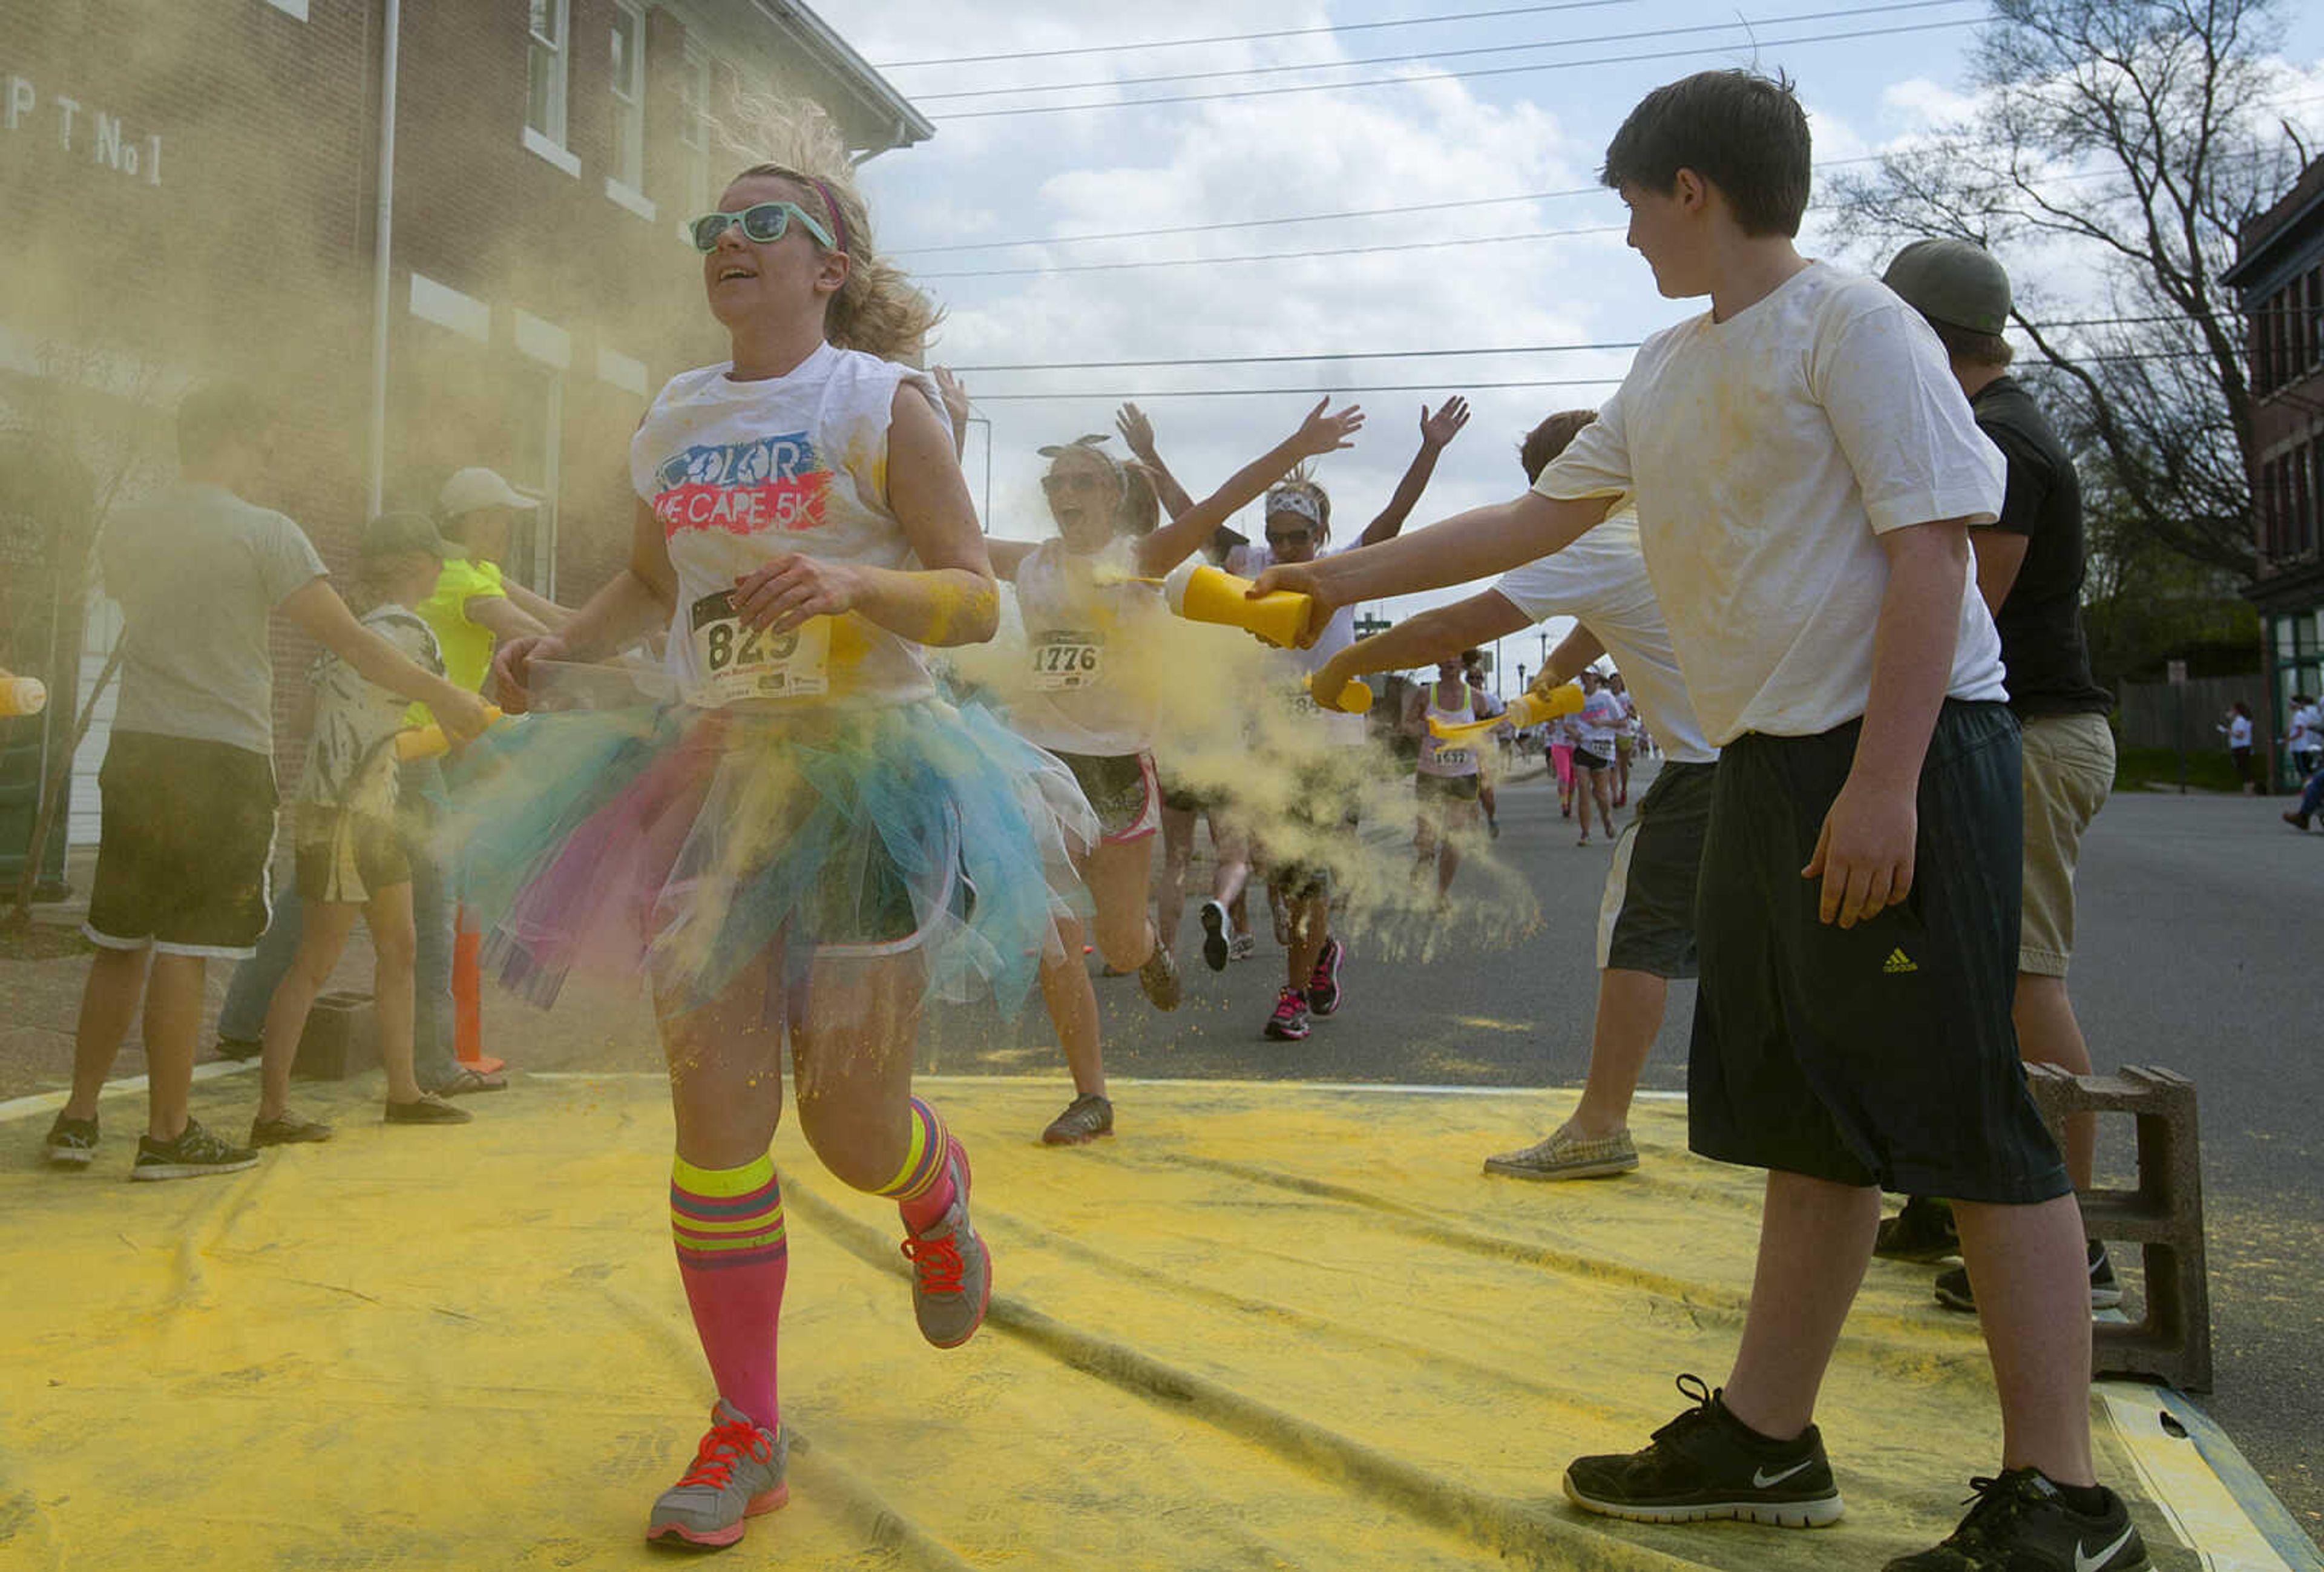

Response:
(2024, 1064), (2213, 1392)
(289, 990), (378, 1082)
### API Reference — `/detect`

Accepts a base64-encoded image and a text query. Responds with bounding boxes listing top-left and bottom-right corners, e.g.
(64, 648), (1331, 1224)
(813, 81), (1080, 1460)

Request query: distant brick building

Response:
(0, 0), (928, 881)
(2224, 155), (2324, 789)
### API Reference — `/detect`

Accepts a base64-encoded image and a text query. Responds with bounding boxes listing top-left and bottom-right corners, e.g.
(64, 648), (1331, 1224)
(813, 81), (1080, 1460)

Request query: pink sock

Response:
(671, 1154), (787, 1433)
(878, 1096), (959, 1232)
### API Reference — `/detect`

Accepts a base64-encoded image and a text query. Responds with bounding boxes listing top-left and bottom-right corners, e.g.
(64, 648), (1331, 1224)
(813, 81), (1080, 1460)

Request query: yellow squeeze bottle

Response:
(1163, 562), (1314, 650)
(0, 669), (46, 719)
(395, 705), (504, 761)
(1428, 680), (1584, 743)
(1305, 674), (1374, 714)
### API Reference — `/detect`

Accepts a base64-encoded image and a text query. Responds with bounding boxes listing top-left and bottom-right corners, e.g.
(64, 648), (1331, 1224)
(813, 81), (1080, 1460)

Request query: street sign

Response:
(2168, 659), (2188, 685)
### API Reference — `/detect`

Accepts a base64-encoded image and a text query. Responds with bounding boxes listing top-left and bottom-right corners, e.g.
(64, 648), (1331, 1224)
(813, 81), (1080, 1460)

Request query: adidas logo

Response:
(1883, 948), (1918, 975)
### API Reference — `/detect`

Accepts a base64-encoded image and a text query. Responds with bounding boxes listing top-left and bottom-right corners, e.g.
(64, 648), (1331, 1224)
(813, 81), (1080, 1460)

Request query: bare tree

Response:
(1825, 0), (2316, 577)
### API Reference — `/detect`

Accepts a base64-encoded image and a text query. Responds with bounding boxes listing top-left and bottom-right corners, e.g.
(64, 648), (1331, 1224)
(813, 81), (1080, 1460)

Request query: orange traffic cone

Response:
(452, 905), (505, 1075)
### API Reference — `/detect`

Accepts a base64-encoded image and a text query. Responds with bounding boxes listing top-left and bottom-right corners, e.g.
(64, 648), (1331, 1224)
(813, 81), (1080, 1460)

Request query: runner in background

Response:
(1404, 655), (1484, 900)
(982, 400), (1365, 1142)
(1224, 397), (1471, 1042)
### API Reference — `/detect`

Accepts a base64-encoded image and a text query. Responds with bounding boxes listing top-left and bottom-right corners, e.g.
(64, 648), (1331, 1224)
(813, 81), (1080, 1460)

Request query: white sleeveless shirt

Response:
(631, 343), (941, 709)
(1006, 538), (1163, 757)
(1415, 679), (1479, 778)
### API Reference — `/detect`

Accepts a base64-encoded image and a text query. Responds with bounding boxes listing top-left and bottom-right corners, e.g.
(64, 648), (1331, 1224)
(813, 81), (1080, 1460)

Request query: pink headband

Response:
(806, 177), (848, 255)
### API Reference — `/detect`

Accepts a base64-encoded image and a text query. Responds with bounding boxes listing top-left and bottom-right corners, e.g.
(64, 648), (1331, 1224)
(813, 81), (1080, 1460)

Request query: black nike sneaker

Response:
(1563, 1373), (1844, 1527)
(1885, 1468), (2148, 1571)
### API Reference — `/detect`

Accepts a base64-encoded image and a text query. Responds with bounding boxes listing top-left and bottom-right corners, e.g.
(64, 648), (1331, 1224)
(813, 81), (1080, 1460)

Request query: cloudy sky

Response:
(818, 0), (2324, 689)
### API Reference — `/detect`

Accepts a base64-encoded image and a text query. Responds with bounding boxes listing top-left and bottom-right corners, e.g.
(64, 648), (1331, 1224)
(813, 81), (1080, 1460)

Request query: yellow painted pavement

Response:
(0, 1076), (2234, 1569)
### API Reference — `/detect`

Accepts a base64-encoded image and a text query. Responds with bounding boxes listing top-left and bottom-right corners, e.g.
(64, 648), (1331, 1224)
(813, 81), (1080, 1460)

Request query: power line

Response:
(870, 0), (1644, 71)
(938, 17), (1981, 120)
(943, 317), (2192, 375)
(960, 347), (2217, 406)
(892, 186), (1606, 256)
(968, 378), (1625, 403)
(917, 221), (1627, 280)
(914, 0), (1975, 105)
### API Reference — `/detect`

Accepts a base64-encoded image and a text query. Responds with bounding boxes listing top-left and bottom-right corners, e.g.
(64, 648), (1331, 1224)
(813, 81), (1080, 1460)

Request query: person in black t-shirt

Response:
(1875, 239), (2121, 1312)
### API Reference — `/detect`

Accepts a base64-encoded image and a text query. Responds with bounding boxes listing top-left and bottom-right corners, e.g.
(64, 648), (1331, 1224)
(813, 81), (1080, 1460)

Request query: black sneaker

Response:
(1041, 1093), (1114, 1146)
(132, 1119), (260, 1182)
(1885, 1469), (2147, 1571)
(212, 1035), (262, 1062)
(44, 1113), (99, 1168)
(1935, 1241), (2119, 1313)
(1563, 1374), (1844, 1527)
(1875, 1195), (1959, 1261)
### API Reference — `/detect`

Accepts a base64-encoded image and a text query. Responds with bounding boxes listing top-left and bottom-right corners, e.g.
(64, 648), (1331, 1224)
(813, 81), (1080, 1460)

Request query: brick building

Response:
(0, 0), (928, 887)
(2224, 155), (2324, 789)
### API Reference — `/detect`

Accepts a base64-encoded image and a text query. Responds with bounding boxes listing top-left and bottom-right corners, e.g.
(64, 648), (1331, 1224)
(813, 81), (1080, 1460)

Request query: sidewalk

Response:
(3, 1073), (2308, 1571)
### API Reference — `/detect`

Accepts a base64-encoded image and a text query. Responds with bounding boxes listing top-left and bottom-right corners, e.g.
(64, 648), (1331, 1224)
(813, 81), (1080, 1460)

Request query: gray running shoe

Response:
(645, 1400), (788, 1550)
(1042, 1093), (1114, 1146)
(1227, 932), (1256, 961)
(1199, 898), (1232, 972)
(44, 1113), (99, 1168)
(131, 1119), (260, 1182)
(1483, 1126), (1638, 1181)
(901, 1136), (991, 1349)
(1137, 942), (1182, 1011)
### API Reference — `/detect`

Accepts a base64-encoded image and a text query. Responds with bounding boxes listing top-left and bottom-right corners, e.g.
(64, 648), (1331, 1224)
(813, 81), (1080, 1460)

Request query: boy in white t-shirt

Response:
(1255, 68), (2138, 1572)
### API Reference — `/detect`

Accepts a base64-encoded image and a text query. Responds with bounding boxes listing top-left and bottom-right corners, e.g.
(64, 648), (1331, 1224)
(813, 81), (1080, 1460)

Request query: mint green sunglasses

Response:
(690, 201), (836, 254)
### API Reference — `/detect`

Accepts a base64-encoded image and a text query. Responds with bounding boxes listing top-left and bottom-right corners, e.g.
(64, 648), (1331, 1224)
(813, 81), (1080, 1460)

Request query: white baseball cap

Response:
(438, 466), (540, 518)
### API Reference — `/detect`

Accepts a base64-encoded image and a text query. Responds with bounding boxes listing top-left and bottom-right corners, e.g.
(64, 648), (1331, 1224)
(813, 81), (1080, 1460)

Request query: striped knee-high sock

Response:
(671, 1153), (788, 1433)
(875, 1096), (957, 1232)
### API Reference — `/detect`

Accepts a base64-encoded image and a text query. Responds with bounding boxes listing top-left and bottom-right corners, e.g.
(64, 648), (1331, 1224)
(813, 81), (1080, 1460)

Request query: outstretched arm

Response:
(1132, 399), (1364, 577)
(1253, 489), (1615, 645)
(1532, 625), (1607, 692)
(1354, 397), (1470, 547)
(1311, 590), (1529, 714)
(1116, 402), (1197, 522)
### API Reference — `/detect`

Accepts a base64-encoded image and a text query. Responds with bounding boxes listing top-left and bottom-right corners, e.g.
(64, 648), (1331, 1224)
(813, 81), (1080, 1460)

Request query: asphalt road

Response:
(924, 761), (2324, 1545)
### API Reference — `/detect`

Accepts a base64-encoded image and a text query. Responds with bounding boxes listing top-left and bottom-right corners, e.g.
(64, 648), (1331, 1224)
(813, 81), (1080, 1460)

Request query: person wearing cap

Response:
(424, 466), (574, 700)
(1873, 237), (2123, 1314)
(45, 389), (490, 1180)
(247, 511), (479, 1139)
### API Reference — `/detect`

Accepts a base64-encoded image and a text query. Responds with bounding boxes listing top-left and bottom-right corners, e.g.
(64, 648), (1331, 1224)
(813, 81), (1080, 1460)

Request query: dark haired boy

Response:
(1255, 69), (2142, 1572)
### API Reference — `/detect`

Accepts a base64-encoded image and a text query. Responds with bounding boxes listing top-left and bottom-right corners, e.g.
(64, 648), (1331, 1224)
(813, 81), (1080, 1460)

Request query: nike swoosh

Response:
(2075, 1525), (2135, 1572)
(1753, 1459), (1817, 1489)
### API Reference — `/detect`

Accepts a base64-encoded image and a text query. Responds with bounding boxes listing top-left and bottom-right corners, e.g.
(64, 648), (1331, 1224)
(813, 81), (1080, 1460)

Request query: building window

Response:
(525, 0), (578, 175)
(608, 2), (646, 192)
(507, 363), (563, 598)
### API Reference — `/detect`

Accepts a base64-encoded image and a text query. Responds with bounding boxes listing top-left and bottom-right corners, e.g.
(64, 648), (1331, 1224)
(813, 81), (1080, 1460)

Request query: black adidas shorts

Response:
(1688, 701), (2068, 1204)
(84, 731), (278, 958)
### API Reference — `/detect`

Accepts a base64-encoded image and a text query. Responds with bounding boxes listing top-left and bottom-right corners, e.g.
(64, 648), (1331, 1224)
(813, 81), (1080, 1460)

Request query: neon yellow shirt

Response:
(404, 557), (505, 724)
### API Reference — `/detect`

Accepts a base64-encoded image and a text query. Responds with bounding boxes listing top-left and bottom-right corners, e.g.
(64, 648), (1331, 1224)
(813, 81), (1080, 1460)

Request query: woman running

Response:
(463, 112), (1092, 1553)
(985, 402), (1364, 1142)
(1405, 654), (1485, 899)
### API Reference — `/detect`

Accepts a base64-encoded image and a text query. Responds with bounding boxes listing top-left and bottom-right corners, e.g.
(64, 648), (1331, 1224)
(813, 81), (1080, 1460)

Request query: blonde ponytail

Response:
(718, 95), (942, 363)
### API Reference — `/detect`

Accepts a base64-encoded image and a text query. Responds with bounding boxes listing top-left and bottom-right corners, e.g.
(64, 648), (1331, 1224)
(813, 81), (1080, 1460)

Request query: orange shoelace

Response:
(676, 1417), (770, 1490)
(901, 1232), (965, 1294)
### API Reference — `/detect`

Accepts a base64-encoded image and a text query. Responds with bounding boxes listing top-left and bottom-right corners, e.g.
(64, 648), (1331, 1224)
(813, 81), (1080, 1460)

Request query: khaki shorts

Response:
(295, 804), (412, 904)
(2018, 711), (2114, 977)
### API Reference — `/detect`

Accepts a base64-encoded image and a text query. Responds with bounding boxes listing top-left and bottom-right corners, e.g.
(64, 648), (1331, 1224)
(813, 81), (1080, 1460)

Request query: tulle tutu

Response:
(440, 696), (1096, 1017)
